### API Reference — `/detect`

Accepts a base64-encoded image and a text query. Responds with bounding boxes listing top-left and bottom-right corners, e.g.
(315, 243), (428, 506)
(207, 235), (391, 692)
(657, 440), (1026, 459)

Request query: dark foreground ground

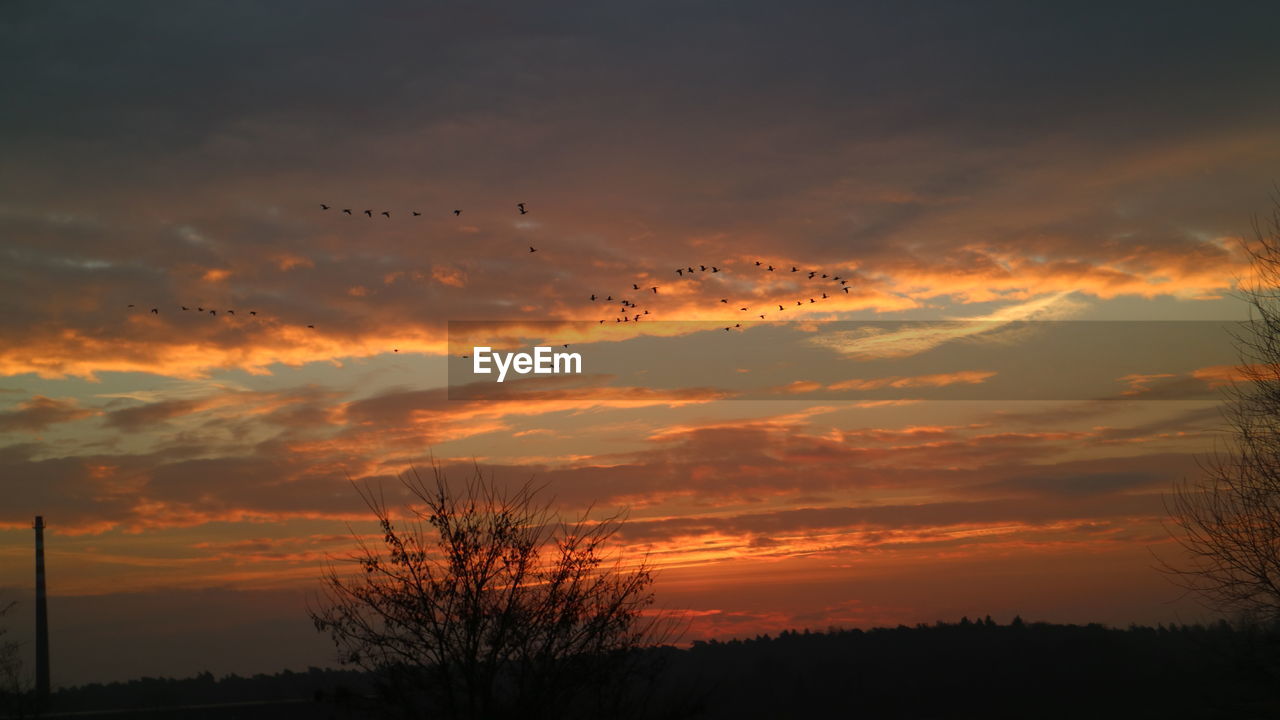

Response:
(6, 618), (1280, 719)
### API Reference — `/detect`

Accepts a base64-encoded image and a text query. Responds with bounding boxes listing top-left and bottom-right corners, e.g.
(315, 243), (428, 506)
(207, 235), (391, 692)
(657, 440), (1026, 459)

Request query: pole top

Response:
(34, 516), (44, 529)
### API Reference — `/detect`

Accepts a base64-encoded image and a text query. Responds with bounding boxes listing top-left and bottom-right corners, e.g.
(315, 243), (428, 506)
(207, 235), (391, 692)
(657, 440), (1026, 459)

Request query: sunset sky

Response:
(3, 1), (1280, 686)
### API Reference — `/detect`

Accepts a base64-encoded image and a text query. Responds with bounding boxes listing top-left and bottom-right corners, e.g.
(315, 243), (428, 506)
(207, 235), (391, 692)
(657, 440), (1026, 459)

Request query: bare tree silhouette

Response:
(0, 600), (29, 716)
(1166, 199), (1280, 624)
(310, 464), (681, 719)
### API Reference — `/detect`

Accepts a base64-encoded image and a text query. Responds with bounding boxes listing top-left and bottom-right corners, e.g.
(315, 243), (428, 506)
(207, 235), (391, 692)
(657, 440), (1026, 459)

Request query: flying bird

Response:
(711, 266), (719, 272)
(676, 268), (684, 276)
(320, 204), (330, 210)
(633, 284), (640, 290)
(307, 324), (315, 328)
(591, 294), (597, 301)
(364, 210), (372, 217)
(127, 304), (135, 308)
(700, 265), (707, 272)
(210, 310), (217, 315)
(342, 209), (352, 215)
(843, 287), (850, 293)
(529, 246), (537, 253)
(518, 203), (527, 214)
(227, 310), (235, 315)
(453, 209), (462, 216)
(720, 298), (729, 303)
(151, 308), (158, 314)
(755, 261), (762, 266)
(182, 306), (189, 311)
(249, 311), (257, 316)
(650, 287), (658, 293)
(412, 211), (421, 216)
(767, 265), (775, 271)
(381, 211), (391, 218)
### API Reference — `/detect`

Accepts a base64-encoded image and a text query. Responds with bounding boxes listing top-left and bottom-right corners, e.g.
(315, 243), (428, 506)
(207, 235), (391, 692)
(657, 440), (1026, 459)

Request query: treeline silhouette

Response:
(26, 618), (1280, 719)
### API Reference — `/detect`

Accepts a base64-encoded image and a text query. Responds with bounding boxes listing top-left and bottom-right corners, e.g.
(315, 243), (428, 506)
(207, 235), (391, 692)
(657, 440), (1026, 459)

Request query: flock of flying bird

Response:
(128, 199), (858, 350)
(587, 260), (856, 332)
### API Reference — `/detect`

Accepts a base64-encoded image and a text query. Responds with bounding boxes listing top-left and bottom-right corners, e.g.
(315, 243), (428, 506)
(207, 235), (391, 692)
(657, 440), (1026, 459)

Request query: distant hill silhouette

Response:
(22, 618), (1280, 719)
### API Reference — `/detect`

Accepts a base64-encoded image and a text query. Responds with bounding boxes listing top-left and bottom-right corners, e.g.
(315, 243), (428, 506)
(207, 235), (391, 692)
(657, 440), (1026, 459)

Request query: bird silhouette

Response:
(227, 310), (235, 315)
(720, 298), (729, 303)
(792, 267), (799, 272)
(712, 266), (720, 272)
(767, 265), (775, 271)
(755, 261), (762, 266)
(150, 308), (158, 314)
(822, 292), (828, 298)
(809, 298), (815, 303)
(210, 310), (217, 316)
(676, 268), (684, 276)
(590, 294), (597, 301)
(453, 209), (461, 216)
(342, 209), (352, 215)
(529, 246), (537, 253)
(127, 304), (135, 308)
(518, 203), (527, 215)
(307, 324), (315, 328)
(700, 265), (707, 271)
(381, 211), (391, 218)
(759, 314), (766, 319)
(843, 287), (850, 293)
(739, 307), (748, 311)
(363, 210), (372, 217)
(182, 306), (189, 311)
(412, 211), (421, 216)
(197, 307), (204, 312)
(249, 311), (257, 316)
(778, 305), (784, 311)
(633, 284), (640, 290)
(320, 204), (330, 210)
(650, 287), (658, 293)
